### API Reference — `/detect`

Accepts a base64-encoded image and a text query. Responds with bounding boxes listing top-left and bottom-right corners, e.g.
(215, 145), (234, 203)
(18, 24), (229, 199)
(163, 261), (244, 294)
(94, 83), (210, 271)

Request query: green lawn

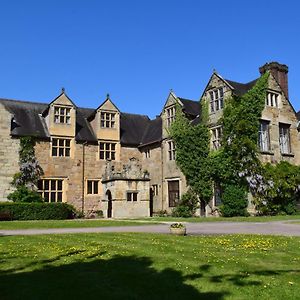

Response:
(0, 233), (299, 299)
(129, 214), (300, 223)
(0, 219), (154, 230)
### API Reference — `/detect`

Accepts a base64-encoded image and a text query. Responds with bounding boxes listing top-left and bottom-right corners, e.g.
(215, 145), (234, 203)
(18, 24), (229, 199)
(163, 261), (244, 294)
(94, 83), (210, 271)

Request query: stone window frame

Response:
(166, 105), (176, 127)
(266, 90), (280, 108)
(86, 179), (100, 195)
(151, 184), (159, 196)
(38, 178), (65, 203)
(144, 149), (151, 159)
(54, 105), (71, 124)
(167, 140), (176, 161)
(51, 137), (71, 157)
(258, 120), (271, 152)
(99, 141), (116, 160)
(127, 191), (138, 202)
(100, 111), (116, 128)
(209, 87), (224, 113)
(279, 123), (291, 154)
(211, 125), (223, 150)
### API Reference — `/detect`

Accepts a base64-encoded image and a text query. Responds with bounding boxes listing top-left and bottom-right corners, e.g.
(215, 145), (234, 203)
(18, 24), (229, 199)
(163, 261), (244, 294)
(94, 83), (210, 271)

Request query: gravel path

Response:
(1, 220), (300, 236)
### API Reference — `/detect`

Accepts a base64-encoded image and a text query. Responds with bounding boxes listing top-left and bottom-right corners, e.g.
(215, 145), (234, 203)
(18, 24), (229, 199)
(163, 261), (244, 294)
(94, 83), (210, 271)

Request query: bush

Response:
(172, 189), (199, 218)
(7, 186), (43, 203)
(0, 202), (76, 220)
(220, 184), (248, 217)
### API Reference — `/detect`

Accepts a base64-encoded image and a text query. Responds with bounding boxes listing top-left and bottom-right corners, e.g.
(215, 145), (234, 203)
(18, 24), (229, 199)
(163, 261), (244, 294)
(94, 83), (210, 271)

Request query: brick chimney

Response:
(259, 62), (289, 99)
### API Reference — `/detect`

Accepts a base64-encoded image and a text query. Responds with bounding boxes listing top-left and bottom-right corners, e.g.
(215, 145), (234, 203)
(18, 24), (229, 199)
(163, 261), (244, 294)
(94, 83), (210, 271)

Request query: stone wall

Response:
(0, 104), (19, 201)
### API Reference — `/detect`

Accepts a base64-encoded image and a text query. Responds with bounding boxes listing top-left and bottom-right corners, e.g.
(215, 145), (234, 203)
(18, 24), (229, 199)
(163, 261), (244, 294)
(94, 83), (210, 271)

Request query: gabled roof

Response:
(140, 117), (162, 147)
(224, 78), (259, 96)
(0, 98), (50, 139)
(120, 113), (151, 146)
(178, 97), (200, 117)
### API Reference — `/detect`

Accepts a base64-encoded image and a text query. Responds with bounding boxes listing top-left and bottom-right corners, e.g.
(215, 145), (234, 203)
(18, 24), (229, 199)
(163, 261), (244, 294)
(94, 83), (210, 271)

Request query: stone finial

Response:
(106, 93), (110, 99)
(61, 87), (65, 93)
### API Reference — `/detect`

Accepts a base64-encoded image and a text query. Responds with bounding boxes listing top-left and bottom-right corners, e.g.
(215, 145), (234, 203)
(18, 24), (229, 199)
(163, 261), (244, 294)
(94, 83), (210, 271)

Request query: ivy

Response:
(9, 136), (44, 202)
(169, 103), (212, 204)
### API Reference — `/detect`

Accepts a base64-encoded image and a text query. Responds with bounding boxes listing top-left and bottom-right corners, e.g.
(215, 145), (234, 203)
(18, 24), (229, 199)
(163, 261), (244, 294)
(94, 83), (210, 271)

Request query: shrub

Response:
(172, 189), (199, 218)
(0, 202), (76, 220)
(220, 184), (248, 217)
(7, 186), (43, 203)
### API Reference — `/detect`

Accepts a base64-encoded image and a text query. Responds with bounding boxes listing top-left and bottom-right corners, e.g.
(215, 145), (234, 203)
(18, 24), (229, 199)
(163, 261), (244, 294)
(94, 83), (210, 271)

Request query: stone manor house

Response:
(0, 62), (299, 217)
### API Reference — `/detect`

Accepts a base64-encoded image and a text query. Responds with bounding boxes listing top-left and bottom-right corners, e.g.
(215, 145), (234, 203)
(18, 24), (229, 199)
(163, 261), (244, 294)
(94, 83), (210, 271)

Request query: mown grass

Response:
(0, 233), (299, 299)
(129, 214), (300, 223)
(0, 219), (154, 230)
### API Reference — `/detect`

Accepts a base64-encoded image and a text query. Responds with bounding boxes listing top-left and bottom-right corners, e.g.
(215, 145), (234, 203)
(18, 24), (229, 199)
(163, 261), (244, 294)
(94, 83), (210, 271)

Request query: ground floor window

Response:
(152, 184), (158, 196)
(38, 179), (63, 202)
(87, 180), (99, 194)
(168, 180), (179, 207)
(127, 192), (138, 201)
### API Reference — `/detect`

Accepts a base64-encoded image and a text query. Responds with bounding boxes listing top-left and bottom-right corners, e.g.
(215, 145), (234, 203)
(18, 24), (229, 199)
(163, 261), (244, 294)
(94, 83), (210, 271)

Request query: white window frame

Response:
(258, 120), (270, 152)
(54, 106), (71, 124)
(211, 126), (222, 150)
(279, 123), (291, 154)
(100, 111), (116, 128)
(209, 87), (224, 113)
(51, 138), (71, 157)
(99, 141), (116, 160)
(166, 106), (176, 127)
(127, 191), (138, 202)
(87, 180), (100, 195)
(38, 178), (64, 203)
(266, 91), (280, 108)
(168, 140), (175, 161)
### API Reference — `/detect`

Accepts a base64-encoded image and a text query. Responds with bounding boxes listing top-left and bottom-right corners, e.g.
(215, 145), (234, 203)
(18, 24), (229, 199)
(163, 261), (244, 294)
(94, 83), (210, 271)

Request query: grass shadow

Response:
(0, 255), (228, 300)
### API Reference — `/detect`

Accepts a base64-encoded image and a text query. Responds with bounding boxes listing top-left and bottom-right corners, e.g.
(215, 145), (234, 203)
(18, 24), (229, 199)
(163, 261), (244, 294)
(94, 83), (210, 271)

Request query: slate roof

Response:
(178, 97), (200, 117)
(140, 117), (162, 147)
(296, 110), (300, 121)
(225, 78), (259, 96)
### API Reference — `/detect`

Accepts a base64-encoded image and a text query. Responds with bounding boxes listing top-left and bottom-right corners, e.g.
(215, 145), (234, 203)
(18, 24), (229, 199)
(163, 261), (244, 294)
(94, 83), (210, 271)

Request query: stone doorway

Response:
(106, 190), (112, 218)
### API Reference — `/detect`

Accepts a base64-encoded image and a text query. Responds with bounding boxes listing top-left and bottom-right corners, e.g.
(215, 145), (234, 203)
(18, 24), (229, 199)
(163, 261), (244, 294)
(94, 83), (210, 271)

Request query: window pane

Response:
(59, 139), (64, 146)
(59, 148), (64, 156)
(111, 144), (116, 150)
(87, 181), (92, 194)
(44, 192), (49, 202)
(127, 193), (131, 201)
(65, 140), (70, 147)
(51, 180), (56, 190)
(111, 152), (115, 160)
(44, 180), (49, 190)
(37, 180), (43, 190)
(50, 192), (56, 202)
(52, 139), (58, 146)
(57, 192), (62, 202)
(100, 151), (104, 159)
(65, 148), (70, 157)
(133, 193), (137, 201)
(57, 180), (63, 191)
(94, 181), (98, 194)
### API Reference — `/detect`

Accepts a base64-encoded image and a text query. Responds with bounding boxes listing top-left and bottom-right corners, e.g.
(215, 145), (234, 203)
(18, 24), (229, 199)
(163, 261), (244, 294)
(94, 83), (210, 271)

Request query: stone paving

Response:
(1, 220), (299, 236)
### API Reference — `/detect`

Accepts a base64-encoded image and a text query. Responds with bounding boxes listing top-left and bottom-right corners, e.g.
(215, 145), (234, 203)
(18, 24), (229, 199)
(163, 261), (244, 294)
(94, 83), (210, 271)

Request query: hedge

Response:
(0, 202), (76, 221)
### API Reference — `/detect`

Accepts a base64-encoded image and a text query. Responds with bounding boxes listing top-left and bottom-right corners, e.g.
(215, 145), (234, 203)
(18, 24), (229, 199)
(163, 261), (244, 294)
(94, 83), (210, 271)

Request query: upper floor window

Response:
(52, 138), (71, 157)
(99, 142), (116, 160)
(258, 120), (270, 152)
(168, 140), (175, 161)
(54, 106), (71, 124)
(166, 106), (176, 127)
(279, 123), (291, 154)
(38, 179), (63, 202)
(211, 126), (222, 150)
(266, 92), (280, 108)
(100, 112), (115, 128)
(209, 87), (224, 113)
(144, 149), (150, 159)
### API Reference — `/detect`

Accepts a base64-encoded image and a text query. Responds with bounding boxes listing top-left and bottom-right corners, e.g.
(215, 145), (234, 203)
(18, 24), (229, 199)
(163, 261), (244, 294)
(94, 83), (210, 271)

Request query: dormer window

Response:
(166, 106), (176, 127)
(100, 112), (115, 128)
(266, 92), (280, 108)
(54, 106), (71, 124)
(209, 87), (224, 113)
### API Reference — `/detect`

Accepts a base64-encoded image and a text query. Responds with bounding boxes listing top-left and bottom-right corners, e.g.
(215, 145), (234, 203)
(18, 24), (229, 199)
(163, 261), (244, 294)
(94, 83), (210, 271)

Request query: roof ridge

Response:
(0, 98), (48, 106)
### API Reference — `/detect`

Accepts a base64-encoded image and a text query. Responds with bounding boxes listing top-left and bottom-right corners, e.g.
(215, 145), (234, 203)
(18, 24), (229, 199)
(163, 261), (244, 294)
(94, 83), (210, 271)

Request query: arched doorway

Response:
(106, 190), (112, 218)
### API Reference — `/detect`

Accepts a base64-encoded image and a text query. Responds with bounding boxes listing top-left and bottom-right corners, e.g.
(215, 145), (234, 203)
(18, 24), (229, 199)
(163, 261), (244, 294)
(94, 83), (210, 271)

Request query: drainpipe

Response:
(82, 141), (87, 214)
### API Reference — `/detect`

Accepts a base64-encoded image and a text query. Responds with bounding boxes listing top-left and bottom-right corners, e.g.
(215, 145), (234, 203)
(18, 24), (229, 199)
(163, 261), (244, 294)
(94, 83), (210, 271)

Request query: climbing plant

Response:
(170, 72), (299, 216)
(8, 136), (44, 202)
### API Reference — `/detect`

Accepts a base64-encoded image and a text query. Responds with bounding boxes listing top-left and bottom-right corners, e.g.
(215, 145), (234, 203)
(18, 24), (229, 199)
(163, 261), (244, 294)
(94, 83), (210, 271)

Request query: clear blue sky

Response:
(0, 0), (299, 118)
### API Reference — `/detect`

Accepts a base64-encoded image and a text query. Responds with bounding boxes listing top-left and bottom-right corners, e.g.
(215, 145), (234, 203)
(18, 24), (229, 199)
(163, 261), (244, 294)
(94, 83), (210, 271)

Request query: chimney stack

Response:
(259, 62), (289, 99)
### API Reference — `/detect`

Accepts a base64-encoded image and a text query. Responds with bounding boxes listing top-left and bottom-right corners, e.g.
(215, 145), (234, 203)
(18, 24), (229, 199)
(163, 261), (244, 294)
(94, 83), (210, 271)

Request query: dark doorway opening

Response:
(149, 188), (154, 217)
(106, 190), (112, 218)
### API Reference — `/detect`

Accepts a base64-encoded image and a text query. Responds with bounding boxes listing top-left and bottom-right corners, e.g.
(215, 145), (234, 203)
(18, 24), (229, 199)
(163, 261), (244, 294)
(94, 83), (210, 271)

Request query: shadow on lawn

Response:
(0, 256), (228, 300)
